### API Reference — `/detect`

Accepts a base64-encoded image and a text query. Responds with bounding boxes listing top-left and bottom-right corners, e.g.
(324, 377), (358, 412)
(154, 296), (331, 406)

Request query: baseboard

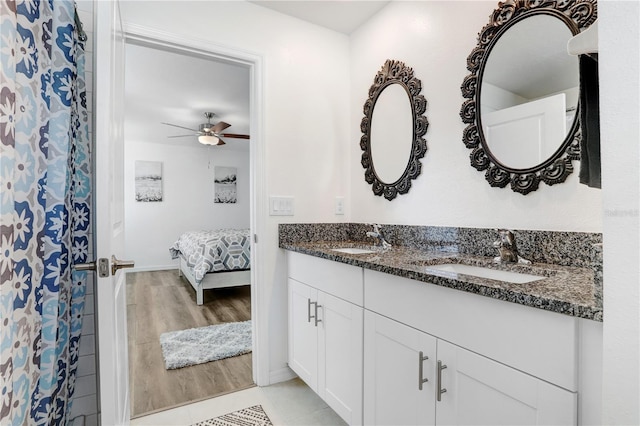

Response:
(269, 366), (297, 385)
(126, 264), (178, 273)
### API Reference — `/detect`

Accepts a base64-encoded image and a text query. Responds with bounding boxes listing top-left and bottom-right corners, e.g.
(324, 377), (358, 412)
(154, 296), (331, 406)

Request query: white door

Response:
(317, 292), (363, 425)
(435, 340), (577, 426)
(288, 279), (318, 390)
(483, 93), (567, 169)
(363, 311), (437, 426)
(95, 1), (132, 424)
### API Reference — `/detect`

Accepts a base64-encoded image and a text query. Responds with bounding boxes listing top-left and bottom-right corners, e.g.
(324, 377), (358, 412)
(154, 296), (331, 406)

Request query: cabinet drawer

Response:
(288, 252), (364, 306)
(364, 269), (578, 391)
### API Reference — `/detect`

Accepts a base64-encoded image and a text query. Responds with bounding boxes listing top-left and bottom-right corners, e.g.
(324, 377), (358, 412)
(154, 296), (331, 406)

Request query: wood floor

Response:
(127, 270), (254, 418)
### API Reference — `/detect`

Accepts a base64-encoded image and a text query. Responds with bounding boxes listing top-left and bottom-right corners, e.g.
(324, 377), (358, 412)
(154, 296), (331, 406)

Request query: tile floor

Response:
(130, 378), (347, 425)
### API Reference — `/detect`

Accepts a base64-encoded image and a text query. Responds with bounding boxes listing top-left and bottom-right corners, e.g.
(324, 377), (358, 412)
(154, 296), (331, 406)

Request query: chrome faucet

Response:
(493, 229), (531, 264)
(366, 224), (391, 249)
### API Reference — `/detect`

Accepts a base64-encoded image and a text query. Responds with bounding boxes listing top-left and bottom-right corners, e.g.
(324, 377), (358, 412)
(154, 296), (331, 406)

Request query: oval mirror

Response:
(361, 59), (428, 200)
(481, 15), (579, 170)
(460, 1), (597, 194)
(370, 83), (414, 184)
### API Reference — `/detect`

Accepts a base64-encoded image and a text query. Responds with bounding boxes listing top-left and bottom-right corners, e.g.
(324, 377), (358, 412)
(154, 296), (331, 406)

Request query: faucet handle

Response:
(372, 223), (382, 232)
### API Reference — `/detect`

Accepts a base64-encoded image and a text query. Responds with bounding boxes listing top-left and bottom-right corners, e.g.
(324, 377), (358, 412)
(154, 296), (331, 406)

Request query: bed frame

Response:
(178, 256), (251, 305)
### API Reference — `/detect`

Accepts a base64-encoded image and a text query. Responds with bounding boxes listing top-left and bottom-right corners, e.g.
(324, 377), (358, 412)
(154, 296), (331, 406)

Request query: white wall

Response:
(481, 82), (529, 113)
(599, 1), (640, 424)
(118, 3), (640, 423)
(349, 1), (602, 232)
(124, 141), (250, 270)
(120, 0), (351, 381)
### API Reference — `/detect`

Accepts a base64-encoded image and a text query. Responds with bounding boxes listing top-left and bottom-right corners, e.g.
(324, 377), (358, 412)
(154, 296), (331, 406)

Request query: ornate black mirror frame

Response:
(460, 0), (597, 195)
(361, 59), (428, 200)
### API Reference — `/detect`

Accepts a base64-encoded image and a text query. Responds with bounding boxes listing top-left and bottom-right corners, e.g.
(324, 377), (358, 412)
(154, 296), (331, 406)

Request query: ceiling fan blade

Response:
(161, 122), (199, 132)
(211, 121), (231, 134)
(220, 133), (250, 139)
(167, 134), (197, 138)
(216, 137), (226, 146)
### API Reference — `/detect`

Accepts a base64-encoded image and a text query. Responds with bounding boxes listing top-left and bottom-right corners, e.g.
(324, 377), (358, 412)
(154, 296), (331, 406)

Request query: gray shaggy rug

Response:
(159, 320), (252, 370)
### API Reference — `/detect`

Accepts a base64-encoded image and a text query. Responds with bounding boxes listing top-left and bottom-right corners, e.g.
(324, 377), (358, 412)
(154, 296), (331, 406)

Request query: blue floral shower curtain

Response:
(0, 0), (91, 425)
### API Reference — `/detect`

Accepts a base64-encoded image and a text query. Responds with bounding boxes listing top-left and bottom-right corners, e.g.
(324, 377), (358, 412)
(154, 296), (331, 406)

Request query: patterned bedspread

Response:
(169, 229), (251, 283)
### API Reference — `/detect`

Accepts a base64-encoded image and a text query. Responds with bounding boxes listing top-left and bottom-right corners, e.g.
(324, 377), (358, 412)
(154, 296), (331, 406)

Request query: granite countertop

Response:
(281, 240), (603, 321)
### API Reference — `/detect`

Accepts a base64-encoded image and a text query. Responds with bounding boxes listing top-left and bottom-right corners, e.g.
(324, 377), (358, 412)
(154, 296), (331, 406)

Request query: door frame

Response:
(122, 23), (268, 387)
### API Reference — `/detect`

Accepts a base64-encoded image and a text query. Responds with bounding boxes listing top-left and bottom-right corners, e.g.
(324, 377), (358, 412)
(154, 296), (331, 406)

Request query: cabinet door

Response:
(435, 340), (577, 426)
(288, 279), (318, 391)
(364, 311), (437, 426)
(318, 292), (363, 425)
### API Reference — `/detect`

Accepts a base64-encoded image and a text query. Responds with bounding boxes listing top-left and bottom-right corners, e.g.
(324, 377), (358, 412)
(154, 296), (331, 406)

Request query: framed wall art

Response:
(135, 160), (163, 202)
(214, 166), (237, 203)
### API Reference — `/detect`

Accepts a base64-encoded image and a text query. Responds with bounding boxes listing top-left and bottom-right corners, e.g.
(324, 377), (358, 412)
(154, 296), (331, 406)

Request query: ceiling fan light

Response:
(198, 135), (220, 145)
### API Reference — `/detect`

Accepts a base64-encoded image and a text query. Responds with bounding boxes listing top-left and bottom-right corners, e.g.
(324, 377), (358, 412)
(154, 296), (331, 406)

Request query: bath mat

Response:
(159, 320), (251, 370)
(191, 405), (272, 426)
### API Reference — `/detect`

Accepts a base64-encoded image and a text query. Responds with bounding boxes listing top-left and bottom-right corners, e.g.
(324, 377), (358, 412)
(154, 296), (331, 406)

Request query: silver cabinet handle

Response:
(309, 300), (320, 326)
(307, 299), (322, 327)
(437, 360), (447, 401)
(111, 255), (135, 276)
(314, 303), (322, 326)
(418, 351), (429, 390)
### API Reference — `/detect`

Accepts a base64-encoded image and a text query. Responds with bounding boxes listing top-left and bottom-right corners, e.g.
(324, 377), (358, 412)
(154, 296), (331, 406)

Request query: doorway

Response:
(121, 33), (262, 418)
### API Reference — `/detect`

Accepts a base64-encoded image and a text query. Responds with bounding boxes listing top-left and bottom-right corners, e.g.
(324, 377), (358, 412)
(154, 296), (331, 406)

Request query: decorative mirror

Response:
(460, 0), (597, 194)
(361, 59), (428, 200)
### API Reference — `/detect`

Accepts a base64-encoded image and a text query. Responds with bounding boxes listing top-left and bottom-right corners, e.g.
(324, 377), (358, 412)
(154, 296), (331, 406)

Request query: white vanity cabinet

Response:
(286, 251), (600, 425)
(287, 252), (364, 425)
(364, 269), (578, 426)
(364, 311), (576, 425)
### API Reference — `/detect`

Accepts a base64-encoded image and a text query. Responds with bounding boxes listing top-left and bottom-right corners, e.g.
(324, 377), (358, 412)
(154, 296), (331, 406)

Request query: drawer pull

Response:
(418, 351), (429, 390)
(308, 300), (321, 326)
(437, 360), (447, 401)
(314, 303), (322, 326)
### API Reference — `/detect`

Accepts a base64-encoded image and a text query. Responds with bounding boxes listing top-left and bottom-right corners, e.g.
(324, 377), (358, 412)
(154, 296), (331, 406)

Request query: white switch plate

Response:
(335, 196), (345, 215)
(269, 196), (294, 216)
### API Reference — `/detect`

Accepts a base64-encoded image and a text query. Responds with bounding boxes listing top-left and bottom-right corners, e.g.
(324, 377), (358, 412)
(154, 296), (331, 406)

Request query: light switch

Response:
(269, 196), (294, 216)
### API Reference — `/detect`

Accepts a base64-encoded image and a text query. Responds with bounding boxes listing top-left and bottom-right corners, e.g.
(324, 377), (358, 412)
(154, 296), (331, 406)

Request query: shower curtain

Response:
(0, 0), (91, 425)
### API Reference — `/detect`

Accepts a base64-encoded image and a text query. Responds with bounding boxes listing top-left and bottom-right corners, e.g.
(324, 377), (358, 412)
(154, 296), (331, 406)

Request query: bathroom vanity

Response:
(281, 224), (603, 426)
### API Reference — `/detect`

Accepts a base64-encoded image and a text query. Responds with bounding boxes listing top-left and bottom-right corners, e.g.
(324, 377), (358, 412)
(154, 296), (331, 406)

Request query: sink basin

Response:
(425, 263), (544, 284)
(331, 248), (376, 255)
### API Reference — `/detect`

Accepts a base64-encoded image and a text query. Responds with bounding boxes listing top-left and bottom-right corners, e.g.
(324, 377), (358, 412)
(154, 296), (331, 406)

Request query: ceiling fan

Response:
(162, 112), (250, 146)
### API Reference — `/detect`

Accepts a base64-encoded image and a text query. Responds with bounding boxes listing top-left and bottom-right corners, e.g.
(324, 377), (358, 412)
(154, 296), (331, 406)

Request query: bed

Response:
(169, 229), (251, 305)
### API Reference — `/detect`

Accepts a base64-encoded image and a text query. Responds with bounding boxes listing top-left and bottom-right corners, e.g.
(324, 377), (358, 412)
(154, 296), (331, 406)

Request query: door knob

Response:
(73, 261), (96, 272)
(111, 255), (135, 275)
(73, 258), (110, 277)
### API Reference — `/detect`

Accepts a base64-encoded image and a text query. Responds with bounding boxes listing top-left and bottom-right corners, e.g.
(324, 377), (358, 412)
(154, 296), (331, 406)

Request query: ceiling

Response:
(249, 1), (390, 34)
(483, 15), (579, 100)
(124, 42), (251, 151)
(124, 1), (389, 150)
(124, 2), (579, 151)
